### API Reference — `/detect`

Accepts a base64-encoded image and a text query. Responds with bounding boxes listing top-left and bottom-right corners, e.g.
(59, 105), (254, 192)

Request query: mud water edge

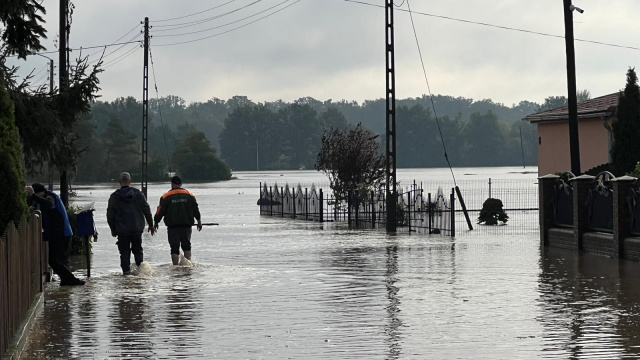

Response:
(19, 168), (640, 359)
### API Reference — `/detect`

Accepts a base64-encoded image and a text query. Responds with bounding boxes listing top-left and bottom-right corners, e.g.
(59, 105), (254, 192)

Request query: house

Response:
(523, 93), (618, 176)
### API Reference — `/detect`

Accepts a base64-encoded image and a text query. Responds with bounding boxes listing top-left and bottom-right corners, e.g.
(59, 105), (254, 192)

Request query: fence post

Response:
(281, 187), (284, 218)
(371, 190), (376, 228)
(304, 188), (308, 220)
(319, 189), (324, 223)
(489, 178), (492, 199)
(355, 190), (359, 227)
(269, 186), (273, 216)
(428, 193), (432, 234)
(613, 176), (636, 258)
(538, 174), (560, 247)
(292, 188), (296, 219)
(259, 182), (262, 215)
(347, 190), (352, 226)
(571, 175), (595, 250)
(450, 189), (456, 237)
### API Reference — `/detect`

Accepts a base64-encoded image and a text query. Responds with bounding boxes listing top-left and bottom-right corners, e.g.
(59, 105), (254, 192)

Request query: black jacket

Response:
(107, 186), (153, 236)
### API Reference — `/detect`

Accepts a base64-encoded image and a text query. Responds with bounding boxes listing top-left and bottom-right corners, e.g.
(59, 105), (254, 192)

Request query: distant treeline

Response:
(72, 93), (564, 181)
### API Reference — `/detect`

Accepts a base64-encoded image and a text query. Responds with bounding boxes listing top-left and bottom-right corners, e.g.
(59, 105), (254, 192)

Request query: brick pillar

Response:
(613, 175), (637, 258)
(571, 175), (595, 251)
(539, 174), (559, 247)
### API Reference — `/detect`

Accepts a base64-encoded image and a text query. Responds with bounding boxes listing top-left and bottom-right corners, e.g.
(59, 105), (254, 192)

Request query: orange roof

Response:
(523, 93), (619, 123)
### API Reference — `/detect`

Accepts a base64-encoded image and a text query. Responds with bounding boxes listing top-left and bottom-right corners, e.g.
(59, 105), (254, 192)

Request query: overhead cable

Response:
(405, 0), (456, 185)
(102, 44), (141, 69)
(154, 0), (300, 47)
(344, 0), (640, 51)
(152, 0), (264, 30)
(154, 0), (291, 38)
(148, 45), (172, 167)
(152, 0), (239, 23)
(86, 23), (142, 58)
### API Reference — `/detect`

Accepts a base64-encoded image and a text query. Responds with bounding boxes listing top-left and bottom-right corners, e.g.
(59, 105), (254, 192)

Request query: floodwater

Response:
(19, 167), (640, 359)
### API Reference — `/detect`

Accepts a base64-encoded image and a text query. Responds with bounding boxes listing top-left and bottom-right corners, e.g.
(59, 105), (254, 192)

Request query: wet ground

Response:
(19, 169), (640, 359)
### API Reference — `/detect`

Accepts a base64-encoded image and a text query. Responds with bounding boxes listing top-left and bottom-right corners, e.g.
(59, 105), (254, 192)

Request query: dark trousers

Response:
(49, 235), (79, 283)
(116, 233), (143, 272)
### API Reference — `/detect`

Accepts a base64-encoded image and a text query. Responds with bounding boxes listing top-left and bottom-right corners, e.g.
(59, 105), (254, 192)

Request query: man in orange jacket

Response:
(154, 176), (202, 264)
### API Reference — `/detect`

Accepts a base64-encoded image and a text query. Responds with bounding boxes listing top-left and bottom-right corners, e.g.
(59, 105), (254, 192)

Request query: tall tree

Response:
(315, 123), (385, 204)
(279, 103), (320, 170)
(611, 68), (640, 175)
(172, 130), (231, 182)
(0, 78), (27, 233)
(463, 111), (508, 166)
(102, 117), (140, 180)
(1, 1), (102, 177)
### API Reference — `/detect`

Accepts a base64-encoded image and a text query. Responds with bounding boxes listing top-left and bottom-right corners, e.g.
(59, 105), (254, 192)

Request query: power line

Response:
(88, 32), (143, 65)
(152, 0), (239, 23)
(404, 0), (456, 185)
(102, 44), (141, 69)
(24, 41), (143, 57)
(344, 0), (640, 52)
(86, 23), (143, 58)
(154, 0), (300, 47)
(152, 0), (264, 30)
(148, 45), (172, 167)
(154, 0), (291, 38)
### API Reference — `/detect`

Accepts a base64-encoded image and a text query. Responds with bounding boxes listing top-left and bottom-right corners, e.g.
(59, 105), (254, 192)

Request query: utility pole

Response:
(563, 0), (581, 175)
(48, 58), (54, 190)
(59, 0), (69, 206)
(142, 17), (149, 198)
(385, 0), (397, 232)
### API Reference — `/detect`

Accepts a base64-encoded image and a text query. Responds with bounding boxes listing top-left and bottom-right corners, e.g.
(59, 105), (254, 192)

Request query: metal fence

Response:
(1, 211), (47, 357)
(259, 178), (539, 236)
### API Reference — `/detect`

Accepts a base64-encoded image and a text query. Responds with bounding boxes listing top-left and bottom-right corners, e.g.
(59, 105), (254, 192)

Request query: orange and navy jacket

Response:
(154, 188), (201, 228)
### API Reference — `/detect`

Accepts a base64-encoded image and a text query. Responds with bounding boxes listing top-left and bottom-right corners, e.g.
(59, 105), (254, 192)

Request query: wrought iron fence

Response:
(586, 171), (614, 232)
(628, 179), (640, 236)
(260, 177), (540, 236)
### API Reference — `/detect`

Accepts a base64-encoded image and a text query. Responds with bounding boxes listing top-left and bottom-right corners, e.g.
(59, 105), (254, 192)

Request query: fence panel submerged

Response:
(260, 178), (539, 236)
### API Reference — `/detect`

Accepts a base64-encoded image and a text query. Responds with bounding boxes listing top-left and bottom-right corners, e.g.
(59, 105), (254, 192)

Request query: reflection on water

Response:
(537, 247), (640, 359)
(18, 170), (640, 359)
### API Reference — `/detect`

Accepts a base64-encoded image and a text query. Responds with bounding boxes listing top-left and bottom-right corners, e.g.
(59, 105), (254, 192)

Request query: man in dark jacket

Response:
(107, 172), (155, 275)
(27, 183), (85, 286)
(154, 176), (202, 265)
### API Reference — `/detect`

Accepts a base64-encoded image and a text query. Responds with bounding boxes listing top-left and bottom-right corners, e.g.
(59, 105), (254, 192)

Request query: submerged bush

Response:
(477, 198), (509, 225)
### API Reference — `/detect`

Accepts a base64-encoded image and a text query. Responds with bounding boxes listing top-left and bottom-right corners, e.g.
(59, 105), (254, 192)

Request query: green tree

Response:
(172, 130), (231, 182)
(463, 111), (508, 166)
(0, 79), (27, 233)
(0, 0), (46, 59)
(102, 117), (140, 181)
(220, 104), (280, 170)
(279, 103), (321, 169)
(1, 1), (102, 178)
(611, 68), (640, 175)
(315, 123), (385, 204)
(536, 90), (591, 112)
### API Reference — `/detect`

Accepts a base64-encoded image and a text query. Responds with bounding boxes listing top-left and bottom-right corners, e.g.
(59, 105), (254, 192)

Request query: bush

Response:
(477, 198), (509, 225)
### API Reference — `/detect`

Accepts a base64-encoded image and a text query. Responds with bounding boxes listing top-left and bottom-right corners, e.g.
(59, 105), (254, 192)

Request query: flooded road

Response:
(20, 169), (640, 359)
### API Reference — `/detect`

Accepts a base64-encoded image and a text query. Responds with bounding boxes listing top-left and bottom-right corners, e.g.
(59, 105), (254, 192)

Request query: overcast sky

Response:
(8, 0), (640, 107)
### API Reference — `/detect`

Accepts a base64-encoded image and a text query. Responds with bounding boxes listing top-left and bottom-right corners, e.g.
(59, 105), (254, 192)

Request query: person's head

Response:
(171, 175), (182, 189)
(31, 183), (46, 196)
(119, 172), (132, 186)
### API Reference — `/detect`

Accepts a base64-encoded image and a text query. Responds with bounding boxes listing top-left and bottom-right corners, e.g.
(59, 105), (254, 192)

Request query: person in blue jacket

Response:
(28, 183), (85, 286)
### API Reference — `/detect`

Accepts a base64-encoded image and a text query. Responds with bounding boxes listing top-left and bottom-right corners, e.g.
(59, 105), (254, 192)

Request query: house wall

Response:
(537, 117), (611, 175)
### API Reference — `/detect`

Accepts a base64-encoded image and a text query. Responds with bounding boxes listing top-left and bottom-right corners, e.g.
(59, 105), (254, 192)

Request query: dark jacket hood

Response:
(115, 186), (137, 202)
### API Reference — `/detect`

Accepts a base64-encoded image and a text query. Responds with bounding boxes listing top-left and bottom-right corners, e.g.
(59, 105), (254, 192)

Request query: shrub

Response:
(477, 198), (509, 225)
